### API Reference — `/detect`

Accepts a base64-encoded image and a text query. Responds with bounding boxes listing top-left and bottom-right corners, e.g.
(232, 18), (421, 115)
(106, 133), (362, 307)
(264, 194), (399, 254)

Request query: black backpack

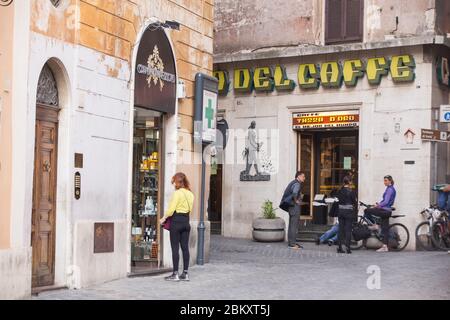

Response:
(279, 180), (300, 212)
(352, 224), (371, 241)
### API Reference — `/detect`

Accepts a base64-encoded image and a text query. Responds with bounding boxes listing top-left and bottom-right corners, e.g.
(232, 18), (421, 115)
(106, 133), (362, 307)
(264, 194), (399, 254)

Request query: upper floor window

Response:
(325, 0), (364, 45)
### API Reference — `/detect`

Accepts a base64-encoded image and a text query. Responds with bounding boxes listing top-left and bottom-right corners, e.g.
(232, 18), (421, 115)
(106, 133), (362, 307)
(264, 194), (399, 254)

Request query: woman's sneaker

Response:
(164, 272), (180, 281)
(179, 272), (190, 281)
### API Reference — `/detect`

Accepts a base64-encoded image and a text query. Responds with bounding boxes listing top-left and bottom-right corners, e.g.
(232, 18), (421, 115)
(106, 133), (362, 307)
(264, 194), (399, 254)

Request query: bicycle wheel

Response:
(387, 223), (409, 251)
(415, 221), (434, 251)
(431, 220), (450, 251)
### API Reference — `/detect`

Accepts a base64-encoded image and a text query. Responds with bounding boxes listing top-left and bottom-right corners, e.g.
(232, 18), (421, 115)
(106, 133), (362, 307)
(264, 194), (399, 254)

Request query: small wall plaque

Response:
(75, 153), (83, 168)
(404, 160), (415, 165)
(94, 223), (114, 253)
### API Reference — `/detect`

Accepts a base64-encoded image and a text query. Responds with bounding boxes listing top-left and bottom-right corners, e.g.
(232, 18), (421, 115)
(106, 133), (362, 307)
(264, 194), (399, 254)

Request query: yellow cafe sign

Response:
(213, 54), (415, 95)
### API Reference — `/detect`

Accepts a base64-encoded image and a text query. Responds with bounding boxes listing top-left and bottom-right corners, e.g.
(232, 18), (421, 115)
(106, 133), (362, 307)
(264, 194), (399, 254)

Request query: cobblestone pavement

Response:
(35, 236), (450, 300)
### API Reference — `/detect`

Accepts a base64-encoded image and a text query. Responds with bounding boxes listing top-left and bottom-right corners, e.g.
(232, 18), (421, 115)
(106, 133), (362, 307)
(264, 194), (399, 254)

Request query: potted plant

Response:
(252, 200), (286, 242)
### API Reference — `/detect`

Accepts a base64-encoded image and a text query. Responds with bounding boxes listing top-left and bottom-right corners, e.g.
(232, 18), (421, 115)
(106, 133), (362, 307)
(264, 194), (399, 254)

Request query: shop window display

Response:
(131, 108), (162, 271)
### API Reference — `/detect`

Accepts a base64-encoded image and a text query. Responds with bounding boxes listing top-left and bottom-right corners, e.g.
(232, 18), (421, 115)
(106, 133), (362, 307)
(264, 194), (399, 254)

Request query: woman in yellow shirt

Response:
(160, 172), (194, 281)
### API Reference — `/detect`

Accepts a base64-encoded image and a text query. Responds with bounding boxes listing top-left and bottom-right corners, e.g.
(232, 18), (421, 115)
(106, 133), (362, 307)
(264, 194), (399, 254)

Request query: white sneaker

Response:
(376, 246), (389, 252)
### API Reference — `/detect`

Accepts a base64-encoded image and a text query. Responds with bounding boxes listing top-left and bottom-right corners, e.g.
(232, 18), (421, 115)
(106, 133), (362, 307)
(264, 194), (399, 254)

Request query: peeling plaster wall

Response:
(365, 0), (437, 41)
(214, 0), (318, 54)
(215, 0), (446, 55)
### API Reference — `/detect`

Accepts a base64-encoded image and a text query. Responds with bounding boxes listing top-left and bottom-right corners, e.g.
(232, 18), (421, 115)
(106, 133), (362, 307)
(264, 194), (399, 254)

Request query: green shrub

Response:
(261, 200), (277, 219)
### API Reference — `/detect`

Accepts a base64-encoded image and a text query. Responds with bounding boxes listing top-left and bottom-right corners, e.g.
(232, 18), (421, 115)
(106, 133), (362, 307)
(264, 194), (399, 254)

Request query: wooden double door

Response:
(31, 104), (59, 288)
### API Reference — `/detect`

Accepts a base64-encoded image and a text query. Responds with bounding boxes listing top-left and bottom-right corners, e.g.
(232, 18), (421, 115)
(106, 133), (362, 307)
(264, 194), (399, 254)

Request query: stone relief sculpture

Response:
(240, 121), (271, 181)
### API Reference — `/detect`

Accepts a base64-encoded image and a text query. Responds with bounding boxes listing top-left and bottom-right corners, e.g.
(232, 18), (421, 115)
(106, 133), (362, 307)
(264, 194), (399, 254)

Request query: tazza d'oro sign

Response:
(292, 110), (359, 130)
(213, 54), (415, 95)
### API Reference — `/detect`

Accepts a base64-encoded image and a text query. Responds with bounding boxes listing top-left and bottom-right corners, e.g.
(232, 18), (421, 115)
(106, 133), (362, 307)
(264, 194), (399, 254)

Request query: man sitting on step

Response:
(316, 220), (339, 246)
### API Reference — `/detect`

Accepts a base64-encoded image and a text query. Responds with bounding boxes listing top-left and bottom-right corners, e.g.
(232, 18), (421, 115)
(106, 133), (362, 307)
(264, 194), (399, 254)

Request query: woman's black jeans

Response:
(169, 214), (191, 273)
(338, 210), (355, 248)
(364, 208), (392, 245)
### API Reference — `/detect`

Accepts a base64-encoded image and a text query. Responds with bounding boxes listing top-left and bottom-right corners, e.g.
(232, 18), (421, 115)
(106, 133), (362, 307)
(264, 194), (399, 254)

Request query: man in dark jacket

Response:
(280, 171), (305, 249)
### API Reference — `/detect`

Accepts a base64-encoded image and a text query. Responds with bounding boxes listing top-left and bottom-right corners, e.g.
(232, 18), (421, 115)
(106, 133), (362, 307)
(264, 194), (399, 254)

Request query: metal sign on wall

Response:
(135, 28), (176, 114)
(292, 110), (359, 130)
(421, 129), (450, 142)
(94, 223), (114, 253)
(440, 105), (450, 123)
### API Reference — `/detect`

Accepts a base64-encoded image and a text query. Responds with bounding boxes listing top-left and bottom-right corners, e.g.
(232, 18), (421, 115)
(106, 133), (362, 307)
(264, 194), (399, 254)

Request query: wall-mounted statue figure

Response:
(240, 121), (270, 181)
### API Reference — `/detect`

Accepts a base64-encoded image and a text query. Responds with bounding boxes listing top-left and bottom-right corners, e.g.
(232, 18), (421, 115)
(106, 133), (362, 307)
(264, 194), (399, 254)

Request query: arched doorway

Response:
(31, 63), (60, 288)
(130, 26), (177, 274)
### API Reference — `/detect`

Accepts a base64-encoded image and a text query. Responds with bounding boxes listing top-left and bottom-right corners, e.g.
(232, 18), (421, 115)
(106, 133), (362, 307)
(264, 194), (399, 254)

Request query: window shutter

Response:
(344, 0), (364, 41)
(325, 0), (344, 44)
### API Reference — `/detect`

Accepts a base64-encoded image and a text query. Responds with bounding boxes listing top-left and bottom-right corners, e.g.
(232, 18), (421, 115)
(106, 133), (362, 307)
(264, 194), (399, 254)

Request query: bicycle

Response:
(415, 205), (444, 251)
(350, 201), (410, 251)
(431, 210), (450, 251)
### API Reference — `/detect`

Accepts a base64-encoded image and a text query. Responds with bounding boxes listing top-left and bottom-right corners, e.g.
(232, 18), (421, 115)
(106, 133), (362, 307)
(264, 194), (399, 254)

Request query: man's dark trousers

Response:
(288, 204), (300, 246)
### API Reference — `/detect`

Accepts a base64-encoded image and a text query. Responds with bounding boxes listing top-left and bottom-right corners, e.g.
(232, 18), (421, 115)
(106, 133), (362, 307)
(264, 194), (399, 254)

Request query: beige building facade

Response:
(212, 0), (450, 248)
(0, 0), (214, 299)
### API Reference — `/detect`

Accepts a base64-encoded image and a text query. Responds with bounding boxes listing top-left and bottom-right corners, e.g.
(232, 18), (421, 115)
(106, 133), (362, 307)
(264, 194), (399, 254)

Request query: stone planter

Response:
(252, 218), (286, 242)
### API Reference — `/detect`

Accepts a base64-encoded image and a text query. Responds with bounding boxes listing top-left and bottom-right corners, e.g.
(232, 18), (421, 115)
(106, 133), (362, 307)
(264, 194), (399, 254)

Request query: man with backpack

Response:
(280, 171), (306, 249)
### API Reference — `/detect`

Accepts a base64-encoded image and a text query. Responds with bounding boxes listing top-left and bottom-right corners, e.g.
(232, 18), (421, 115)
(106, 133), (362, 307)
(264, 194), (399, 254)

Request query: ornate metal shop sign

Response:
(135, 28), (176, 114)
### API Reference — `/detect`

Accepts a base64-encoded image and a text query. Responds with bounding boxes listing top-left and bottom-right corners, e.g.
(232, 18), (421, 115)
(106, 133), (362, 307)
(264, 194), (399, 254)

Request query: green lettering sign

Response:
(253, 67), (274, 92)
(298, 63), (320, 89)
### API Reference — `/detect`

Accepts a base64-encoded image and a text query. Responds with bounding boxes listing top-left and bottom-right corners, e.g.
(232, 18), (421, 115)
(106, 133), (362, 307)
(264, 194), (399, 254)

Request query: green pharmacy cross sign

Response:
(194, 73), (219, 144)
(201, 90), (217, 142)
(205, 98), (214, 129)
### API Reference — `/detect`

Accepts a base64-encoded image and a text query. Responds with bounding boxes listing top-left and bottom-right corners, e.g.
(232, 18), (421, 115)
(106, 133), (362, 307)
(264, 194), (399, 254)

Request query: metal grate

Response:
(37, 64), (59, 106)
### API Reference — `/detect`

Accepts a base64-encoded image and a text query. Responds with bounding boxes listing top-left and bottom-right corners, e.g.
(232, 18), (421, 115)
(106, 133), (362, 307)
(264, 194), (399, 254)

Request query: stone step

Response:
(297, 230), (324, 243)
(296, 236), (318, 243)
(299, 223), (332, 232)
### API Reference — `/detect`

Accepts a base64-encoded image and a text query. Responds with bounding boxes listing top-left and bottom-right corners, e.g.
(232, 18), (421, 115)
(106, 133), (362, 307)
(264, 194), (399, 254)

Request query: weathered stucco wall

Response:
(214, 0), (320, 54)
(215, 0), (448, 55)
(0, 0), (216, 297)
(365, 0), (436, 41)
(216, 46), (435, 251)
(26, 1), (214, 236)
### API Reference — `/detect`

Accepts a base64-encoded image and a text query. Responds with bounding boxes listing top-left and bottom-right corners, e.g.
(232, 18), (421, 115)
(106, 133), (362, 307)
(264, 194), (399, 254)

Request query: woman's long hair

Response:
(172, 172), (191, 191)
